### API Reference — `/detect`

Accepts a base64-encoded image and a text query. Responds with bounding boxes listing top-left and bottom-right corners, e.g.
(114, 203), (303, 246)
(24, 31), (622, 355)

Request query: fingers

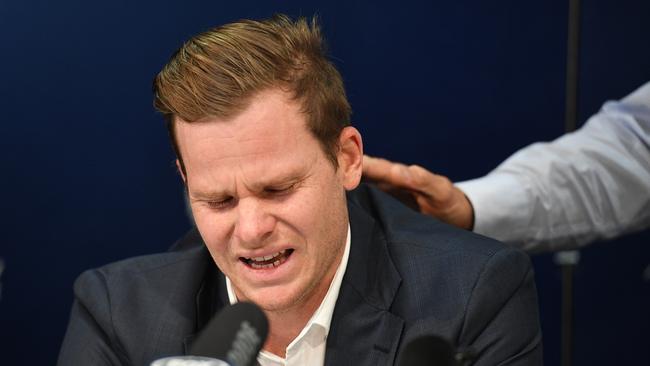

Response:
(407, 165), (454, 201)
(415, 187), (474, 229)
(363, 156), (451, 196)
(363, 155), (415, 189)
(363, 155), (473, 229)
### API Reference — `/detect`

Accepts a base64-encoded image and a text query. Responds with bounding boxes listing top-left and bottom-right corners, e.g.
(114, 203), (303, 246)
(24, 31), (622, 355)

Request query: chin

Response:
(248, 288), (304, 314)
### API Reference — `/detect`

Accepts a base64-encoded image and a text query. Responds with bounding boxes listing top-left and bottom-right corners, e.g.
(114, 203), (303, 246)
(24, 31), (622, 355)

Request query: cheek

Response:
(192, 209), (232, 255)
(284, 184), (346, 248)
(277, 187), (330, 233)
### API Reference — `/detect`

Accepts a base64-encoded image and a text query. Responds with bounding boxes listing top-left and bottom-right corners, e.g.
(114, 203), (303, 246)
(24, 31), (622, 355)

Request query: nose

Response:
(233, 198), (276, 247)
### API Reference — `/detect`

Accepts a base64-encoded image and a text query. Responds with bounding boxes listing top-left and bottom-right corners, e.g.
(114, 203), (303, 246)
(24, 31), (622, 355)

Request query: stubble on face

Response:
(174, 88), (350, 318)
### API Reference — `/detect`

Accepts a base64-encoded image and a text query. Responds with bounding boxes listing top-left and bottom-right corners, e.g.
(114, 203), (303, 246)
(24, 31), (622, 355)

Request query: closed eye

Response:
(206, 197), (235, 210)
(264, 183), (296, 197)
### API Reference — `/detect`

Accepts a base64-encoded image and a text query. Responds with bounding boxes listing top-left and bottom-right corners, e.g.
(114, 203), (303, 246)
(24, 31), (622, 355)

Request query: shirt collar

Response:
(305, 223), (351, 334)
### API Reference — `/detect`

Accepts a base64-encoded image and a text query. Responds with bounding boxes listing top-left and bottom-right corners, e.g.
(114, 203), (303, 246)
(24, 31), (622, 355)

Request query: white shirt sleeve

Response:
(456, 81), (650, 252)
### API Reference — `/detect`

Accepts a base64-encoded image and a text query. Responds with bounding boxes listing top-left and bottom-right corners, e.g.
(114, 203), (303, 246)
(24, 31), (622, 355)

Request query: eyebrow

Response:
(189, 189), (231, 201)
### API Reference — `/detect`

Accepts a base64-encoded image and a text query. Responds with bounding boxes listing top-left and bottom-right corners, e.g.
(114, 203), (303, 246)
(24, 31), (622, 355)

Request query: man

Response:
(58, 15), (541, 365)
(363, 81), (650, 252)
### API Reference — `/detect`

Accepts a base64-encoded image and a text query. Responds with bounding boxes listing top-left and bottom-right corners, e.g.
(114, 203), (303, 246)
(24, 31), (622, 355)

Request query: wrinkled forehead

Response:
(179, 124), (324, 197)
(175, 114), (311, 161)
(174, 89), (325, 185)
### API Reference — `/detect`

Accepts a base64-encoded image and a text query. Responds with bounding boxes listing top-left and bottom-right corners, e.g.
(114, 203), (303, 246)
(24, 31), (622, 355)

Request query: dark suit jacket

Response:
(58, 184), (542, 365)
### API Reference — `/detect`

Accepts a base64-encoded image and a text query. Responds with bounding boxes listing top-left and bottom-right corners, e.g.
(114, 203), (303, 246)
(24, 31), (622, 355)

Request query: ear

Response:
(176, 159), (187, 183)
(336, 126), (363, 191)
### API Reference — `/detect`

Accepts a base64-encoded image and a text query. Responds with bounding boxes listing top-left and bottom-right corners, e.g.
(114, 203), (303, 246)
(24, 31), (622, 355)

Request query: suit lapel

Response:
(181, 265), (225, 354)
(183, 254), (229, 354)
(325, 200), (404, 366)
(142, 243), (215, 364)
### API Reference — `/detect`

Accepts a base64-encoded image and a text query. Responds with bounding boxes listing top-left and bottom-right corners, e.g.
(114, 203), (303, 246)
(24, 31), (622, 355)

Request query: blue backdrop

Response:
(1, 0), (649, 364)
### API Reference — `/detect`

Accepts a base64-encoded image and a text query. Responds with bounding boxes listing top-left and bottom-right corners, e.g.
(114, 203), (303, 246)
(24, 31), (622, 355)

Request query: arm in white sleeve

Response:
(456, 81), (650, 252)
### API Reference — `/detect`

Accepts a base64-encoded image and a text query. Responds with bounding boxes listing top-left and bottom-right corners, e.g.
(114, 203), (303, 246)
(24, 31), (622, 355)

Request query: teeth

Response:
(246, 250), (285, 263)
(244, 249), (290, 269)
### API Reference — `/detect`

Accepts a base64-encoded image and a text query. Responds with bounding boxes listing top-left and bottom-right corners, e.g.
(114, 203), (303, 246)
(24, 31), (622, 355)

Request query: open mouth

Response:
(240, 249), (294, 269)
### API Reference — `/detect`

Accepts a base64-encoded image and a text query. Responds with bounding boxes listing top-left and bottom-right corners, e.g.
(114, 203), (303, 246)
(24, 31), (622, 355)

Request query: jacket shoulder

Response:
(348, 185), (541, 363)
(348, 184), (509, 256)
(61, 229), (212, 365)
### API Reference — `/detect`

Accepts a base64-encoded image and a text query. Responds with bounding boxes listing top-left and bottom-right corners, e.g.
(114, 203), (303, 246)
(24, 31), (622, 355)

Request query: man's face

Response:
(175, 88), (362, 314)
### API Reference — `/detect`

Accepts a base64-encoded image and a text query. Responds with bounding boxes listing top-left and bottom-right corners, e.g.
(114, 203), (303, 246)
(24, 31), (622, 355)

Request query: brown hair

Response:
(152, 14), (351, 172)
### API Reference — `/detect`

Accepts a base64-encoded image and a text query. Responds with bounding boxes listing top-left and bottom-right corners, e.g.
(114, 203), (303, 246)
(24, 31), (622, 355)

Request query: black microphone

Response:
(398, 335), (476, 366)
(191, 302), (268, 366)
(151, 302), (269, 366)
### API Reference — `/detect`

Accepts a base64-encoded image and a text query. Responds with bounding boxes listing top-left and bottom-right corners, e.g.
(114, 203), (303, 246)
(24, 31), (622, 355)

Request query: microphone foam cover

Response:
(189, 302), (269, 366)
(151, 356), (230, 366)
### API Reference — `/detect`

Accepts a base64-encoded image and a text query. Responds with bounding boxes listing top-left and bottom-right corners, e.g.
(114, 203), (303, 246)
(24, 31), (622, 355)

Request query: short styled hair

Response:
(152, 14), (352, 171)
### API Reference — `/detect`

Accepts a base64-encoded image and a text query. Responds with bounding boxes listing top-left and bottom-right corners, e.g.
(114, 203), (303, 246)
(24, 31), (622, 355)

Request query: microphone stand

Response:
(553, 1), (582, 366)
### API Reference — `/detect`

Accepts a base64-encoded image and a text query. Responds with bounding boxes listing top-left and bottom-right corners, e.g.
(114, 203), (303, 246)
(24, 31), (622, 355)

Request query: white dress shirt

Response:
(225, 225), (351, 366)
(457, 81), (650, 252)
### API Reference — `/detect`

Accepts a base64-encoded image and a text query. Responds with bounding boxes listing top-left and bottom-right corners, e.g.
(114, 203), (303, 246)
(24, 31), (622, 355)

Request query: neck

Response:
(262, 249), (343, 357)
(262, 308), (313, 357)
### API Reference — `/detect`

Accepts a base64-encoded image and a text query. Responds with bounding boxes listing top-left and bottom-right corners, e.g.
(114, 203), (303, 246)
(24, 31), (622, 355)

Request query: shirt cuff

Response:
(456, 173), (531, 243)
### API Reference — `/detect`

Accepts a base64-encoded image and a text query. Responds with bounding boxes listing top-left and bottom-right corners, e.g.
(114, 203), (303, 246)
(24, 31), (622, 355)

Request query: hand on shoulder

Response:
(362, 155), (474, 230)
